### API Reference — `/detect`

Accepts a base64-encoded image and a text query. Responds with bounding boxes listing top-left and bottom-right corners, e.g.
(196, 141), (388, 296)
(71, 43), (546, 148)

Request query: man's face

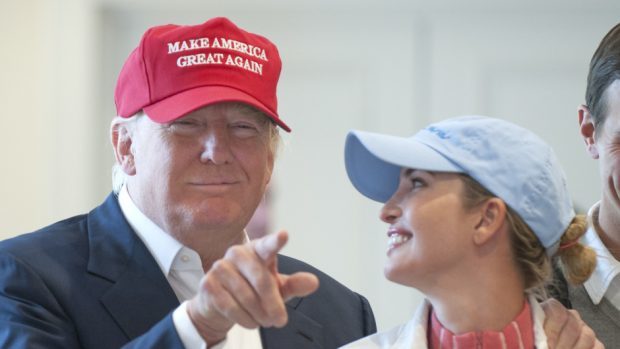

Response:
(581, 80), (620, 215)
(124, 103), (274, 242)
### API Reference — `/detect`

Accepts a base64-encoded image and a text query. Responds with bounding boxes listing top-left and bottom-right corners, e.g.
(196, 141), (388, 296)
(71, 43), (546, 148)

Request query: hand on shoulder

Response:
(542, 298), (604, 349)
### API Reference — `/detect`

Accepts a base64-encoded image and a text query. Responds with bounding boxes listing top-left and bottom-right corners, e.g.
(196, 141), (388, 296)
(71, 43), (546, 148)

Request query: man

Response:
(0, 17), (375, 348)
(550, 22), (620, 348)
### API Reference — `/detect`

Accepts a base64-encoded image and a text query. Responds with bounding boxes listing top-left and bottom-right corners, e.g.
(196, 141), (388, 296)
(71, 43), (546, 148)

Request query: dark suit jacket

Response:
(0, 194), (376, 348)
(550, 261), (620, 348)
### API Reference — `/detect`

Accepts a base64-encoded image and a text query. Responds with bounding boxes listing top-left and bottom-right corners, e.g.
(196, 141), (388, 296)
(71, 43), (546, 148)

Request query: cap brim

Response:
(143, 85), (291, 132)
(344, 130), (463, 202)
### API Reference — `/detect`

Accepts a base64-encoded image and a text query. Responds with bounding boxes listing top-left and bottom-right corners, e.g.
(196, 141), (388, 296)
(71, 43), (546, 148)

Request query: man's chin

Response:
(182, 208), (247, 231)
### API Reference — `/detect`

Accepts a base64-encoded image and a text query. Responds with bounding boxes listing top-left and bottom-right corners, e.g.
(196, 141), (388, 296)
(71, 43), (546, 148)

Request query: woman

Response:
(342, 115), (595, 348)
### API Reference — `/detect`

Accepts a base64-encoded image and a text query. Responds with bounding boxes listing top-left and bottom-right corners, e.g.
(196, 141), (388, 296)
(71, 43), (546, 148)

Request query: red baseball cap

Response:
(114, 17), (290, 132)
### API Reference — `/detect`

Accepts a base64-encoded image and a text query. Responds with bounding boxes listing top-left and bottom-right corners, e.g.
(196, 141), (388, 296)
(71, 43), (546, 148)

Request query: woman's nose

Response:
(380, 196), (403, 224)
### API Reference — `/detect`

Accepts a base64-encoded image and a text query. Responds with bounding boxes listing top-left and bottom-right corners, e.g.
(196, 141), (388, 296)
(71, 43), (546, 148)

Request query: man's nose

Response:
(200, 128), (233, 165)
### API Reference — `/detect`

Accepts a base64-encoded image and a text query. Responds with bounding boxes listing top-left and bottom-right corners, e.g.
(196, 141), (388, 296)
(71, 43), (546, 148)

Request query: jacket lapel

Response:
(86, 194), (179, 339)
(260, 299), (324, 349)
(598, 296), (620, 328)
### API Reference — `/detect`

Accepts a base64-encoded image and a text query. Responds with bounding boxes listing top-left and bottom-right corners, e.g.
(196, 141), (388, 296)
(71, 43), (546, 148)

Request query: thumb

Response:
(278, 272), (320, 301)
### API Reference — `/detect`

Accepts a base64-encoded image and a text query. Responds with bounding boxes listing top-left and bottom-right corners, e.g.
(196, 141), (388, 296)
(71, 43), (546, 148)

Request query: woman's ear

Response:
(473, 198), (507, 246)
(111, 121), (137, 176)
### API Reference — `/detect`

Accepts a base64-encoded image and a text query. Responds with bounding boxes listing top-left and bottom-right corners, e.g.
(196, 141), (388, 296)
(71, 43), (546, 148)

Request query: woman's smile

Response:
(386, 227), (413, 254)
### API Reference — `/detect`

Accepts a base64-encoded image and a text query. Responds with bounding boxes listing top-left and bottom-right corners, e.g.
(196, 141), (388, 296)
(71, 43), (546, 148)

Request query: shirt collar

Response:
(583, 201), (620, 304)
(429, 300), (534, 349)
(118, 186), (185, 276)
(389, 296), (547, 349)
(117, 186), (251, 276)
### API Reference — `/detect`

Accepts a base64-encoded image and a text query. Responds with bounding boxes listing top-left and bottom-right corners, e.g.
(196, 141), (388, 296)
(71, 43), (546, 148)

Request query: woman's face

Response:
(380, 169), (480, 289)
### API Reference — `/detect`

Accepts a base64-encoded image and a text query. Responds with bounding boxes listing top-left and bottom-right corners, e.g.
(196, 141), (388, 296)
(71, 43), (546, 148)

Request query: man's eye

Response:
(165, 120), (202, 135)
(232, 123), (256, 129)
(172, 120), (197, 126)
(231, 123), (260, 133)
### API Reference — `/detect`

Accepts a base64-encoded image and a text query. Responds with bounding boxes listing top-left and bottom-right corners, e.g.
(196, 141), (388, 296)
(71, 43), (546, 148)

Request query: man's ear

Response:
(578, 104), (599, 159)
(473, 198), (507, 246)
(111, 120), (137, 175)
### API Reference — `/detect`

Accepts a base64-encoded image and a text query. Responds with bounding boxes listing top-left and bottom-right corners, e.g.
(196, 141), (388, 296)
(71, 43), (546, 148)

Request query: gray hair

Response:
(111, 104), (281, 194)
(111, 111), (144, 194)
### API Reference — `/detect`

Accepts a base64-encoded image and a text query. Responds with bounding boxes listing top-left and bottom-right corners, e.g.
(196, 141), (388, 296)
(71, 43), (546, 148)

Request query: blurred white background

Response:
(2, 0), (619, 332)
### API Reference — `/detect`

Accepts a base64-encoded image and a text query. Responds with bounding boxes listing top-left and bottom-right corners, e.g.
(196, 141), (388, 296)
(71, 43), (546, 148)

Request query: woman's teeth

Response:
(388, 233), (411, 250)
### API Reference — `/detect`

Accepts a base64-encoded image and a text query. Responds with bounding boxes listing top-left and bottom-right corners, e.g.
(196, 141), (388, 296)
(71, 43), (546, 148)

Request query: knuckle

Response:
(582, 325), (595, 337)
(225, 245), (247, 260)
(202, 277), (218, 293)
(212, 295), (233, 314)
(254, 275), (274, 294)
(273, 311), (288, 328)
(211, 259), (224, 271)
(568, 309), (583, 321)
(219, 302), (236, 318)
(238, 317), (260, 329)
(264, 299), (285, 319)
(211, 260), (231, 276)
(236, 288), (256, 306)
(566, 315), (582, 332)
(580, 326), (597, 345)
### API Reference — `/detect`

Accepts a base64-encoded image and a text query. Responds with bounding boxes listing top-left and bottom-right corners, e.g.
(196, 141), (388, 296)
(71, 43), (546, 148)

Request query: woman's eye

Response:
(410, 177), (426, 188)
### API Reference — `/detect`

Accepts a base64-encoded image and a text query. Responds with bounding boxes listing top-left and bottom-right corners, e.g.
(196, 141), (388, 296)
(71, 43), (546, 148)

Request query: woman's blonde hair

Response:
(459, 174), (596, 296)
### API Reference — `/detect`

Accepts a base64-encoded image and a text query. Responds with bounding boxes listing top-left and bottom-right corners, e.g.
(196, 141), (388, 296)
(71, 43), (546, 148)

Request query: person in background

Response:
(0, 17), (376, 348)
(340, 116), (602, 348)
(550, 21), (620, 347)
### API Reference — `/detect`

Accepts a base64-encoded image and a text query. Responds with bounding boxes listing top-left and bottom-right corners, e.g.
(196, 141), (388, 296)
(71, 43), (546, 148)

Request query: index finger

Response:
(253, 230), (288, 262)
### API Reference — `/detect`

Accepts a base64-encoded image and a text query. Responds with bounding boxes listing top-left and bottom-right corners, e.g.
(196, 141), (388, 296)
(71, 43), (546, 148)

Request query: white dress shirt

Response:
(582, 201), (620, 310)
(118, 186), (263, 349)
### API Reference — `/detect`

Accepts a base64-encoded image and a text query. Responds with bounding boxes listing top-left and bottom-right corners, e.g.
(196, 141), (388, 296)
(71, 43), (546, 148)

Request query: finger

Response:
(279, 272), (320, 302)
(208, 260), (262, 329)
(224, 248), (287, 326)
(593, 339), (605, 349)
(224, 244), (287, 326)
(554, 309), (583, 349)
(187, 295), (232, 345)
(253, 231), (288, 262)
(572, 323), (598, 349)
(568, 309), (583, 321)
(542, 298), (568, 348)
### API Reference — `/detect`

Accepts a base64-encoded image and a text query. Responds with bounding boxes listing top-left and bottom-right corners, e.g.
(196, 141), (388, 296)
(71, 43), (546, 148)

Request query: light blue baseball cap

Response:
(344, 115), (574, 253)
